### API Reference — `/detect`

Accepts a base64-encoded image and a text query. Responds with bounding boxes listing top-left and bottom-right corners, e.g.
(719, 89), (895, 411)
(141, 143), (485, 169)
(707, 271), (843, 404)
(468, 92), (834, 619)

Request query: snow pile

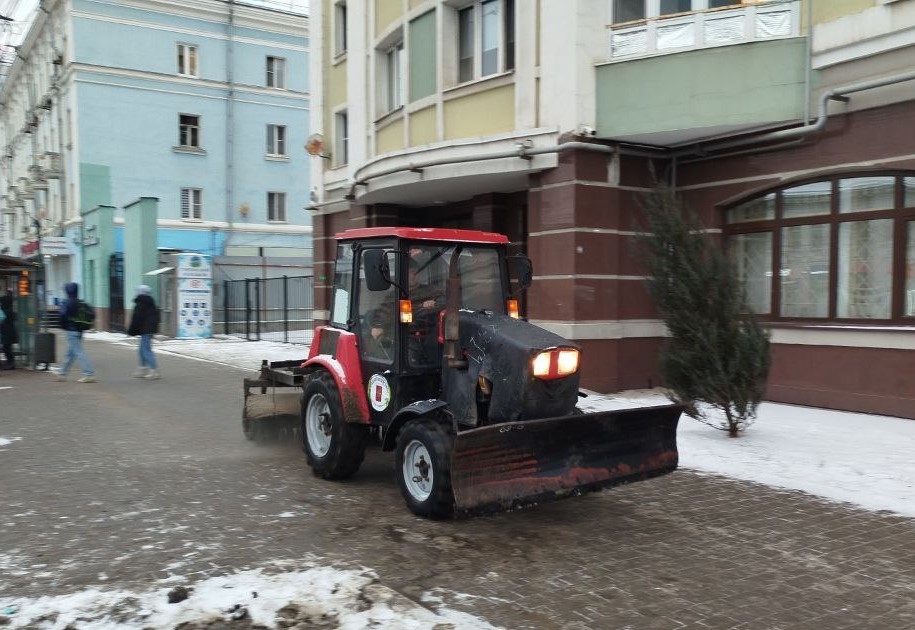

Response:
(0, 566), (499, 629)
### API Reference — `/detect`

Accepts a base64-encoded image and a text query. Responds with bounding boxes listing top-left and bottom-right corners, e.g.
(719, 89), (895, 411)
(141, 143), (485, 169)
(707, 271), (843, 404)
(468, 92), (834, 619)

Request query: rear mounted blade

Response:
(451, 404), (683, 514)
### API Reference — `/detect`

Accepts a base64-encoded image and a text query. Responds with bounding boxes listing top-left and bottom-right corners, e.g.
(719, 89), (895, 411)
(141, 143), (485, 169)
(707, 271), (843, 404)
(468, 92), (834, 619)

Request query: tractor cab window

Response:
(330, 244), (354, 328)
(358, 249), (398, 362)
(405, 243), (504, 368)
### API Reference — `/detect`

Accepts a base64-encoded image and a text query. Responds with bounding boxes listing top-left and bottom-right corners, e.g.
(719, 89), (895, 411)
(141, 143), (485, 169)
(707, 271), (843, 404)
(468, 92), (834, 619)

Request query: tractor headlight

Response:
(532, 351), (552, 377)
(557, 349), (579, 376)
(532, 348), (580, 380)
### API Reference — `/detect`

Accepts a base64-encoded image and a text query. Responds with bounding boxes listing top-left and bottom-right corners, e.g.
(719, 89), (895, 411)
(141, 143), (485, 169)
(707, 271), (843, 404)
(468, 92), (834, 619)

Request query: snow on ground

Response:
(0, 565), (499, 630)
(3, 331), (913, 628)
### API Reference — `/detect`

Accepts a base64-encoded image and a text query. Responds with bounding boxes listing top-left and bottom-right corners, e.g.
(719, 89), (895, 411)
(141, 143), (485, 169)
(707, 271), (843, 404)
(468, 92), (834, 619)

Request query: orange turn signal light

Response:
(507, 299), (519, 319)
(399, 299), (413, 324)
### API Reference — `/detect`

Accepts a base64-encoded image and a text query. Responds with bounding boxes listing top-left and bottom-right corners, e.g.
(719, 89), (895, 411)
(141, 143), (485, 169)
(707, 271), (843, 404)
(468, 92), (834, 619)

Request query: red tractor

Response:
(243, 227), (682, 518)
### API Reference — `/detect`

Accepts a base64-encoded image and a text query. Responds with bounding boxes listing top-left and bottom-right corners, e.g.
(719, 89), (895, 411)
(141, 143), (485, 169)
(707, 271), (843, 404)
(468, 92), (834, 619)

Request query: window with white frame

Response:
(456, 0), (515, 84)
(181, 188), (202, 220)
(385, 42), (405, 112)
(334, 1), (348, 56)
(177, 43), (198, 76)
(266, 124), (286, 155)
(334, 110), (348, 167)
(268, 192), (286, 222)
(179, 114), (200, 148)
(266, 56), (286, 88)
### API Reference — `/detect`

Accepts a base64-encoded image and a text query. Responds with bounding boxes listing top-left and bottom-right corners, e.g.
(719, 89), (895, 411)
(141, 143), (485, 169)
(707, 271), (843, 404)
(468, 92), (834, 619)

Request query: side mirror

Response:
(363, 249), (392, 291)
(508, 255), (533, 290)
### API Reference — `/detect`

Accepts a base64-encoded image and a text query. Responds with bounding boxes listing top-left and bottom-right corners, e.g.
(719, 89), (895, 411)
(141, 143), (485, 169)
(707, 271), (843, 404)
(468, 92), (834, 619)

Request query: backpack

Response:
(71, 299), (96, 331)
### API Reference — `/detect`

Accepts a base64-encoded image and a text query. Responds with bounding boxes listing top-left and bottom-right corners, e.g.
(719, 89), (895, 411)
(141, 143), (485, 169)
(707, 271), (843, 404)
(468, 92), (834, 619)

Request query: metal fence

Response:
(220, 275), (314, 345)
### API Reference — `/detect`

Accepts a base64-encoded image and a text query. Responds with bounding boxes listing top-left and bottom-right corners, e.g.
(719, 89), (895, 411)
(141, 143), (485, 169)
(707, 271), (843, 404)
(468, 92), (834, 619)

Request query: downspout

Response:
(346, 141), (618, 201)
(803, 0), (812, 124)
(224, 0), (235, 255)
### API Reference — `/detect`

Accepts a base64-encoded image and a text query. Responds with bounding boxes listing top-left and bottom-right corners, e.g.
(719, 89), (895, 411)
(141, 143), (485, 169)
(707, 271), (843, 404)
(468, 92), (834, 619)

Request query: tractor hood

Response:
(442, 309), (581, 426)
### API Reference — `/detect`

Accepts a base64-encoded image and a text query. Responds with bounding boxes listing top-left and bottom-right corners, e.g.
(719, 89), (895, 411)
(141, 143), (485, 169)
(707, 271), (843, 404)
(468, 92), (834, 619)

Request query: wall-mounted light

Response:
(239, 202), (249, 217)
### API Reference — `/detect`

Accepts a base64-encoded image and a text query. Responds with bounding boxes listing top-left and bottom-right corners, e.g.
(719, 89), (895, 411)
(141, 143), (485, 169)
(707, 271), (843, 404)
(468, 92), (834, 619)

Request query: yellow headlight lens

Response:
(557, 349), (579, 376)
(532, 351), (552, 377)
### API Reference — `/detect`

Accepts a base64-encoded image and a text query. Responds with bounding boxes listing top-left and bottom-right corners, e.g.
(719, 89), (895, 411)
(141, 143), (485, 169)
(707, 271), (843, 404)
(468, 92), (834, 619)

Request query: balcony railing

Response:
(608, 1), (800, 61)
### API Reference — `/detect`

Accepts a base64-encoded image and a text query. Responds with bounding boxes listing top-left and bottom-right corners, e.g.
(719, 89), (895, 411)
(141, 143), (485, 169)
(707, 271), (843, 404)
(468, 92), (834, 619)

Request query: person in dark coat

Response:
(127, 284), (161, 379)
(0, 290), (18, 369)
(57, 282), (96, 382)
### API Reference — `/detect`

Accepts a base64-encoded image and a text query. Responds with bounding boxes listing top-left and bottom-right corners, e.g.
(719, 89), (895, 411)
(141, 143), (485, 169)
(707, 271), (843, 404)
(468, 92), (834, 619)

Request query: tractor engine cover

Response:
(442, 310), (581, 426)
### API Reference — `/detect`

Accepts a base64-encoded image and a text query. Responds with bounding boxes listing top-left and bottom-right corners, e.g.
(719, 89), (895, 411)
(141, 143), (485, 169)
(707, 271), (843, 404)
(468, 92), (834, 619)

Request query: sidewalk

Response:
(89, 331), (915, 520)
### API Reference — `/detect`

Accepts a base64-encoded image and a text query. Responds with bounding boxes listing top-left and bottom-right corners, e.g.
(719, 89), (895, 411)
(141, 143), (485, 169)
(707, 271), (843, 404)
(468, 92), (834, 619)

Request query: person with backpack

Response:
(57, 281), (96, 383)
(0, 289), (18, 369)
(127, 284), (160, 379)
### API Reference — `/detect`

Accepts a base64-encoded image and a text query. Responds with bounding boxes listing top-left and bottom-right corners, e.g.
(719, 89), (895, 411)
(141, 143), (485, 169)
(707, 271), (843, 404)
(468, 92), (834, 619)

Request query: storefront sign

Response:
(41, 236), (70, 256)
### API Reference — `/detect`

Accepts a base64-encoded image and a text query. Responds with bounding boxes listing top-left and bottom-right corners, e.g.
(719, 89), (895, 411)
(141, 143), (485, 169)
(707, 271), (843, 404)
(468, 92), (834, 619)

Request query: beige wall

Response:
(443, 85), (515, 140)
(409, 105), (437, 146)
(408, 0), (426, 10)
(376, 118), (406, 154)
(812, 0), (873, 23)
(375, 0), (404, 37)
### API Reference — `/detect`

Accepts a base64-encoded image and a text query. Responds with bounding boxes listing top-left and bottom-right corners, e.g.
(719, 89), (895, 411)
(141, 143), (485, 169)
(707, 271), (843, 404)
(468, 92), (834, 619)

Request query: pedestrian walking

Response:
(0, 290), (18, 369)
(57, 282), (96, 383)
(127, 284), (160, 379)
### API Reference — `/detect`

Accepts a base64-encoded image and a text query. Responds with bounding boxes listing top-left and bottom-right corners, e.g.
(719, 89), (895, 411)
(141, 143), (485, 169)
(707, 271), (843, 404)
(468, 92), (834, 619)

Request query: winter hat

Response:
(136, 285), (152, 296)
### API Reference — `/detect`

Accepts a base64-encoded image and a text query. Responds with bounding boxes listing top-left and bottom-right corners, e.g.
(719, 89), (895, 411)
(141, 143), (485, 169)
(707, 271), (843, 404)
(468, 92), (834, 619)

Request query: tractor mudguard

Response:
(302, 329), (370, 424)
(382, 399), (450, 451)
(450, 404), (683, 514)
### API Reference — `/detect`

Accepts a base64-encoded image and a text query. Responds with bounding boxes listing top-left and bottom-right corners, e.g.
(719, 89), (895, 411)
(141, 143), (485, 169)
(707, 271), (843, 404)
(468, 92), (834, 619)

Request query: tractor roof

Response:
(336, 227), (509, 244)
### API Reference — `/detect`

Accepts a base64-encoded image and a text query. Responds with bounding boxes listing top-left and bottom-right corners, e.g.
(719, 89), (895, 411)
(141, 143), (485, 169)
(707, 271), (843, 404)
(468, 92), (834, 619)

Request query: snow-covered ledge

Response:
(767, 324), (915, 350)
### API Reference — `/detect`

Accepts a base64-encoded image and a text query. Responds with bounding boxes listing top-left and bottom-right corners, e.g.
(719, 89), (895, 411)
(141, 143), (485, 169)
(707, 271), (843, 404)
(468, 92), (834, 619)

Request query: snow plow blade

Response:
(451, 404), (683, 514)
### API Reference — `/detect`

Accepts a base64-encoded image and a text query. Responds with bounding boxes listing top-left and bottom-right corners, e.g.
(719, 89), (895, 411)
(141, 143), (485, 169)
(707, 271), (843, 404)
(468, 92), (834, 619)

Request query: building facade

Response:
(308, 0), (915, 419)
(0, 0), (311, 327)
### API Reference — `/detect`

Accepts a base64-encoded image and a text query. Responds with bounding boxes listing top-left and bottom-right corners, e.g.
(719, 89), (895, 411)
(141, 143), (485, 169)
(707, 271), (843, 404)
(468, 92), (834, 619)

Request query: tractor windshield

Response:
(407, 243), (505, 315)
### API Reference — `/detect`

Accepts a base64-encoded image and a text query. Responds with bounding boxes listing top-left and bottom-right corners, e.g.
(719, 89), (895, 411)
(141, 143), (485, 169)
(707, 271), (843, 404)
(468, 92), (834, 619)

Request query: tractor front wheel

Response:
(395, 419), (455, 519)
(302, 371), (368, 479)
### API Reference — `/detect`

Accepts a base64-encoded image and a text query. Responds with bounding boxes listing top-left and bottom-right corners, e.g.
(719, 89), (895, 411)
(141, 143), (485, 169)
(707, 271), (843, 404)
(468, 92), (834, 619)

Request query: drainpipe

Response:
(224, 0), (236, 255)
(803, 0), (813, 124)
(346, 141), (618, 201)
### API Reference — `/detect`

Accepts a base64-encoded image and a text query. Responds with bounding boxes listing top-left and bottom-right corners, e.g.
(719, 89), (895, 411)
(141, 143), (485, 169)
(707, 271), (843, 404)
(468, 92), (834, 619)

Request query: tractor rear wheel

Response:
(395, 418), (455, 519)
(302, 371), (368, 479)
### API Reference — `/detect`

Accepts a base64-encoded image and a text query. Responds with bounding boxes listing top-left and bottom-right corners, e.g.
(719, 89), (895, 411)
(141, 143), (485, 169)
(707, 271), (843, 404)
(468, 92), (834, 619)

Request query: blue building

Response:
(0, 0), (310, 328)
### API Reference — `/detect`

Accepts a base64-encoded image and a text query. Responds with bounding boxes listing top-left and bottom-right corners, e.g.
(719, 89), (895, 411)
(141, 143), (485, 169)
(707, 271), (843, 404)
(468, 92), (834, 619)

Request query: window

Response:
(177, 44), (198, 76)
(612, 1), (747, 23)
(181, 188), (202, 220)
(266, 56), (286, 88)
(179, 114), (200, 148)
(725, 173), (915, 321)
(334, 110), (348, 167)
(456, 0), (515, 84)
(268, 192), (286, 222)
(266, 124), (286, 155)
(386, 42), (405, 112)
(331, 243), (354, 328)
(334, 1), (347, 56)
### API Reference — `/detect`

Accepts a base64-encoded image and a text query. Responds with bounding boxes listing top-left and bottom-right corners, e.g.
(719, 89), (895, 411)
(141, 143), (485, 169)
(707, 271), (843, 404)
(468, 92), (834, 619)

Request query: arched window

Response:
(724, 173), (915, 322)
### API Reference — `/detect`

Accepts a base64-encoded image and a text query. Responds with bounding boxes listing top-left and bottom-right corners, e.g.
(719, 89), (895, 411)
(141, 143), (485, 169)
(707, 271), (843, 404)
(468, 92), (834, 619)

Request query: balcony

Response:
(608, 1), (800, 61)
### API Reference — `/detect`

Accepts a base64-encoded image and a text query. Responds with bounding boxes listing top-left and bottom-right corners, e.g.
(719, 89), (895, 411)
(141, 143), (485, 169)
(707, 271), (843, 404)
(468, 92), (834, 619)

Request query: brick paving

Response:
(1, 337), (913, 629)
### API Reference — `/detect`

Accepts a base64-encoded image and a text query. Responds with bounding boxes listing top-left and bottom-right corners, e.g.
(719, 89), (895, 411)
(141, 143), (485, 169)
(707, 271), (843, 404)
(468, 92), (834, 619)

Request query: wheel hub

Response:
(403, 440), (433, 501)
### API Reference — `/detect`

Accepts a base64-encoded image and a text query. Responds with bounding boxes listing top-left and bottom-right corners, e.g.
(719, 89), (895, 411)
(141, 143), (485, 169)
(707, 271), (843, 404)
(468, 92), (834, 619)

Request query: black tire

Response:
(301, 371), (368, 480)
(395, 418), (455, 519)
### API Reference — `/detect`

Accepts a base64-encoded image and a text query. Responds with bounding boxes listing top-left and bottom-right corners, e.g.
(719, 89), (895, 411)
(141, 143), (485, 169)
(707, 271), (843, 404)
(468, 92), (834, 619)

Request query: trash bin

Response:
(33, 332), (56, 369)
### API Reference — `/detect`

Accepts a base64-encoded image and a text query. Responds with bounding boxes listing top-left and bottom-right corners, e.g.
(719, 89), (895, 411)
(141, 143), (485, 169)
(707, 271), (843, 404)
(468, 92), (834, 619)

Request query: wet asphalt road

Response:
(1, 336), (914, 629)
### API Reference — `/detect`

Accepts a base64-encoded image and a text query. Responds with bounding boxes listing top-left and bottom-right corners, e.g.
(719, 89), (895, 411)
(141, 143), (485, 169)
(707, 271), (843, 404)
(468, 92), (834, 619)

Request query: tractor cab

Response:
(330, 227), (528, 426)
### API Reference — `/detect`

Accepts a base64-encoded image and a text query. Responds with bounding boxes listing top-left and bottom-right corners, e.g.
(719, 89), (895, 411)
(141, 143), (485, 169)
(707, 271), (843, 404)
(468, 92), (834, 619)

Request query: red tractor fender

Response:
(301, 327), (370, 424)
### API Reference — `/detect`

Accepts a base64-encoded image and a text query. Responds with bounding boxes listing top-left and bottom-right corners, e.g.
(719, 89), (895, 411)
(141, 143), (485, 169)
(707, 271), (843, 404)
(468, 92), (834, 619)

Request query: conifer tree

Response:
(638, 181), (771, 436)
